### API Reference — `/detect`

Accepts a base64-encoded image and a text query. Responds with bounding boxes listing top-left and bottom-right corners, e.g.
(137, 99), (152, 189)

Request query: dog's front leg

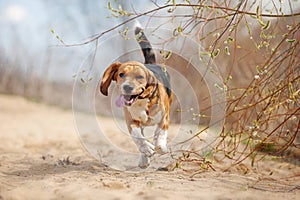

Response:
(131, 127), (155, 168)
(153, 127), (168, 154)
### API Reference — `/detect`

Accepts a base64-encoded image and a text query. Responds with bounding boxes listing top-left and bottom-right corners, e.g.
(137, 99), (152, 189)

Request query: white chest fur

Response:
(127, 99), (162, 125)
(127, 99), (149, 123)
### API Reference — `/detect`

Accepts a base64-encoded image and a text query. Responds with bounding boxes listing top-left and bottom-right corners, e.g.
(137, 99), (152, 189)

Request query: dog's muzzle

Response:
(115, 87), (145, 107)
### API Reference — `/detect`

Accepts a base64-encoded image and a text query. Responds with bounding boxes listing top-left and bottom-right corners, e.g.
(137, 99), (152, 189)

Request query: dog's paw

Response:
(138, 141), (155, 157)
(138, 154), (150, 169)
(154, 130), (168, 154)
(155, 144), (168, 154)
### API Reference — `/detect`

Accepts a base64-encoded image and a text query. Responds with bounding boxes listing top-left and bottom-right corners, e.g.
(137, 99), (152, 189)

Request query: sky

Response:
(0, 0), (299, 82)
(0, 0), (151, 81)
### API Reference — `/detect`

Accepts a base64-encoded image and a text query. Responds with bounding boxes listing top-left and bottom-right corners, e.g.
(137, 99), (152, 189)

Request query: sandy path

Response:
(0, 94), (299, 200)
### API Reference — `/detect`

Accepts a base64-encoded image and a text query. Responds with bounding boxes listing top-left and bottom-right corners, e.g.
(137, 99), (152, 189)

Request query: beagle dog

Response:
(100, 26), (172, 168)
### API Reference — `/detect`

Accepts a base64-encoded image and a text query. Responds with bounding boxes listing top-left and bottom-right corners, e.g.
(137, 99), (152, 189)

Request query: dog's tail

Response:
(134, 23), (156, 64)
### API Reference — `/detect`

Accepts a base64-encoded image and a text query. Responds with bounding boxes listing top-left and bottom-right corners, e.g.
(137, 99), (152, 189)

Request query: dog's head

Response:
(100, 61), (156, 106)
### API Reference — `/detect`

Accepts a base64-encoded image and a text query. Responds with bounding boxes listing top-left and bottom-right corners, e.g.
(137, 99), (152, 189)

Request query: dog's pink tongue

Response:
(115, 95), (124, 108)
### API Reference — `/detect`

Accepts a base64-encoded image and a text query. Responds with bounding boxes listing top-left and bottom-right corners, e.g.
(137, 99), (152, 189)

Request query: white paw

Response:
(154, 130), (168, 154)
(138, 154), (150, 169)
(138, 140), (155, 157)
(155, 144), (168, 154)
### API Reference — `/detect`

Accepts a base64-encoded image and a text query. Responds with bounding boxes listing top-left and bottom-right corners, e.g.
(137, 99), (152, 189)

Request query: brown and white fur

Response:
(100, 26), (172, 168)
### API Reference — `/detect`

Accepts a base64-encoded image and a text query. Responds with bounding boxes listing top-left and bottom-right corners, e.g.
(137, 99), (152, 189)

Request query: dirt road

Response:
(0, 94), (299, 200)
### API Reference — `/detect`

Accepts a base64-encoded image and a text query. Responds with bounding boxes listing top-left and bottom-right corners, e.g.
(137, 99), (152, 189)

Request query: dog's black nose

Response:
(123, 84), (134, 93)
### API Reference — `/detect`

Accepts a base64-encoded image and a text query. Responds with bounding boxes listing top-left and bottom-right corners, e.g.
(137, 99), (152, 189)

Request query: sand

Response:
(0, 94), (299, 200)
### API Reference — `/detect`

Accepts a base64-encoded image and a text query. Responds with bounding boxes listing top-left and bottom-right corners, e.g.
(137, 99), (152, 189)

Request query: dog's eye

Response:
(136, 75), (144, 80)
(119, 73), (125, 78)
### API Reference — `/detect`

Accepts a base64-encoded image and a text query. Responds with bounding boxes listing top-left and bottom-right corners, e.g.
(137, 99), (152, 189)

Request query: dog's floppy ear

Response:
(139, 70), (156, 98)
(100, 62), (121, 96)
